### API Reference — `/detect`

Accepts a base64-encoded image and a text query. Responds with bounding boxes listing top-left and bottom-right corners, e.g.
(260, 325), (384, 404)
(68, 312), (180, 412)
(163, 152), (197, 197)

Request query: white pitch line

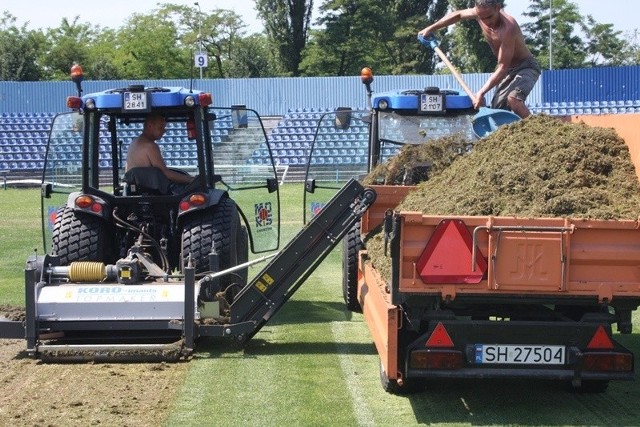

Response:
(331, 321), (376, 427)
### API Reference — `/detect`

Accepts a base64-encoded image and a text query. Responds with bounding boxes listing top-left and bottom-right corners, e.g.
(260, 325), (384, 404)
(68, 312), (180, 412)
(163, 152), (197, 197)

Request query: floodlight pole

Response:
(549, 0), (553, 70)
(195, 2), (203, 79)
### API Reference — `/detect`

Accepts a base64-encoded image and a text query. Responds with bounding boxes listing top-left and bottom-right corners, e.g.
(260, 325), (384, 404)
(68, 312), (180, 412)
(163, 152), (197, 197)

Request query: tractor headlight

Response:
(184, 96), (196, 107)
(84, 98), (96, 110)
(378, 99), (389, 110)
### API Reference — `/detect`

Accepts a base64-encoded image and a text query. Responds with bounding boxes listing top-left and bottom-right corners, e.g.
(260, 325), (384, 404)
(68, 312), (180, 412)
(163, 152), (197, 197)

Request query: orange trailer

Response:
(354, 115), (640, 393)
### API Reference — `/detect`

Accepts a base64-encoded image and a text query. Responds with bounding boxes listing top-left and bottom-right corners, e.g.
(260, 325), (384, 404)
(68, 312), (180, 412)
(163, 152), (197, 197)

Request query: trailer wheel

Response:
(379, 359), (423, 394)
(342, 221), (363, 312)
(52, 207), (107, 265)
(181, 197), (244, 299)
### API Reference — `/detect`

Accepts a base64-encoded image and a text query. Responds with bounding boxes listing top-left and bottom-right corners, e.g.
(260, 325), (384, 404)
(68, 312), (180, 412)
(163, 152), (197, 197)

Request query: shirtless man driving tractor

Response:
(125, 113), (195, 186)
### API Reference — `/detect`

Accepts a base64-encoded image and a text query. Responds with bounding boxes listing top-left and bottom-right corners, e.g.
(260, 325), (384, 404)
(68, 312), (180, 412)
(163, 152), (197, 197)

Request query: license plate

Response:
(123, 91), (149, 111)
(420, 94), (444, 112)
(474, 344), (565, 365)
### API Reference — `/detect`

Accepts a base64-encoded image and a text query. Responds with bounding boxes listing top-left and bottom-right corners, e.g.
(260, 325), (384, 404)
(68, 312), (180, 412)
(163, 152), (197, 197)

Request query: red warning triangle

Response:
(426, 322), (454, 347)
(416, 219), (487, 284)
(587, 325), (615, 349)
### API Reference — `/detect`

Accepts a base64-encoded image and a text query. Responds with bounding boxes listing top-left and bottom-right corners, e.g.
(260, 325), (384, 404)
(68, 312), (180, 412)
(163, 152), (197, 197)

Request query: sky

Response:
(2, 0), (639, 36)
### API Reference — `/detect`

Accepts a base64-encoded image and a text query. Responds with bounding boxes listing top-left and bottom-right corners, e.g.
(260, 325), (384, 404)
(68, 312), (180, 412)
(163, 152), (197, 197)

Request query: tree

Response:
(228, 34), (281, 77)
(0, 12), (46, 81)
(300, 0), (389, 76)
(521, 0), (585, 69)
(157, 4), (269, 78)
(41, 17), (96, 80)
(113, 12), (191, 79)
(194, 8), (251, 78)
(621, 30), (640, 66)
(385, 0), (450, 75)
(582, 17), (627, 67)
(300, 0), (449, 77)
(447, 0), (497, 73)
(256, 0), (314, 76)
(86, 29), (123, 80)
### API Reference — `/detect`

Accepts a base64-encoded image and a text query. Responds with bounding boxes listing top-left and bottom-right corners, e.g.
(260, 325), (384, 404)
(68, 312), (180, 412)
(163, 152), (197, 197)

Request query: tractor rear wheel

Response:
(51, 207), (107, 265)
(342, 221), (363, 312)
(181, 197), (244, 300)
(227, 224), (249, 302)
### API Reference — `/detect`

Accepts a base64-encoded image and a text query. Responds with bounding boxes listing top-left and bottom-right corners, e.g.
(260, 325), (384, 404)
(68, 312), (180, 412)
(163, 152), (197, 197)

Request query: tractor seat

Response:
(123, 167), (172, 195)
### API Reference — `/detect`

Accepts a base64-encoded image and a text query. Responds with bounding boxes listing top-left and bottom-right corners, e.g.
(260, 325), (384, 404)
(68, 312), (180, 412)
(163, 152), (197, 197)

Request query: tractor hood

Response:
(372, 89), (473, 111)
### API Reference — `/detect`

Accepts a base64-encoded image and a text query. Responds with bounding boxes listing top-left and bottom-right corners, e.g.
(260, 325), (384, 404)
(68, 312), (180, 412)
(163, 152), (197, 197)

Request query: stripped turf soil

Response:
(0, 339), (188, 426)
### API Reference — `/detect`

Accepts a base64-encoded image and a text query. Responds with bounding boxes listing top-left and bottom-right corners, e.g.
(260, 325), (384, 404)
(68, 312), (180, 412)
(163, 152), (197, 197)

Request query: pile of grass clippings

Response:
(362, 135), (471, 186)
(398, 115), (640, 220)
(364, 114), (640, 281)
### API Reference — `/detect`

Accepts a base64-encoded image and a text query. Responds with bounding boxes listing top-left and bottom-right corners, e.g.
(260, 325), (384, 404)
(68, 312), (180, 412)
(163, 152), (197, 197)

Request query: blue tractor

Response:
(303, 67), (477, 312)
(10, 67), (282, 359)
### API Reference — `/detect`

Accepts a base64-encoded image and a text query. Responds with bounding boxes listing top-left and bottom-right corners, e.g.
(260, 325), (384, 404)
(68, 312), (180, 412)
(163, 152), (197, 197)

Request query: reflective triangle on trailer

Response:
(416, 219), (487, 284)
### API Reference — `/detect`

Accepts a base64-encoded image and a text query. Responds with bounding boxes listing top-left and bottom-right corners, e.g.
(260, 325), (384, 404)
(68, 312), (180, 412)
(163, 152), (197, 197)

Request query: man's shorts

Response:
(491, 56), (541, 110)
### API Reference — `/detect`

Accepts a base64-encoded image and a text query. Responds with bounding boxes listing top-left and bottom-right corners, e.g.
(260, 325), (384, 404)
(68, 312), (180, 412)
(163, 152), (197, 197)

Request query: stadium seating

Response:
(252, 107), (370, 167)
(1, 102), (638, 175)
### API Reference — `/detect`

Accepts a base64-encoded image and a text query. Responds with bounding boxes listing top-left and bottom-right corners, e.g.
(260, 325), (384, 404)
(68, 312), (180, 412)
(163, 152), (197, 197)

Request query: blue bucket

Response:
(472, 107), (521, 138)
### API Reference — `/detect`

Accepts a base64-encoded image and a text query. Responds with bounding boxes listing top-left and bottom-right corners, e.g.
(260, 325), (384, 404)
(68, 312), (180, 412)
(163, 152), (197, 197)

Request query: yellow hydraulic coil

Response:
(68, 262), (106, 282)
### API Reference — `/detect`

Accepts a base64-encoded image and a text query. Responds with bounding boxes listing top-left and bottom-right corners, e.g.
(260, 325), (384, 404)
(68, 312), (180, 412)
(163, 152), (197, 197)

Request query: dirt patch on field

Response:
(0, 305), (25, 322)
(0, 341), (187, 426)
(0, 305), (187, 426)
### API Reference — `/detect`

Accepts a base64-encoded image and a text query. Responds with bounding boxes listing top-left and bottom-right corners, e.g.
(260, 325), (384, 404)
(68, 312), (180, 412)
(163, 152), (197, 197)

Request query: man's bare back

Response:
(125, 114), (194, 185)
(477, 9), (532, 68)
(126, 138), (160, 169)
